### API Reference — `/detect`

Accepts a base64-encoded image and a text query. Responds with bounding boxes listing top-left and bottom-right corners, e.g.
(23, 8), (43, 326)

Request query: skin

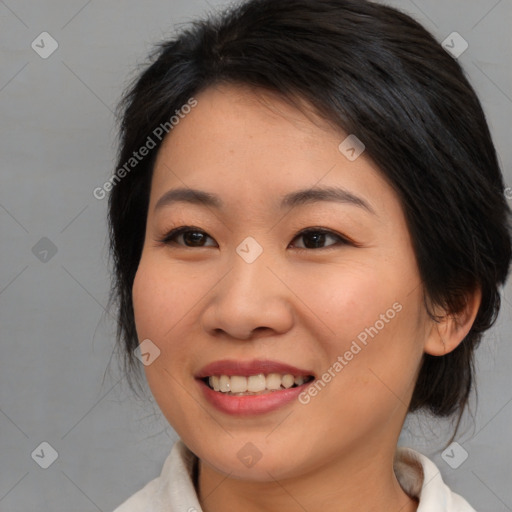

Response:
(132, 84), (480, 512)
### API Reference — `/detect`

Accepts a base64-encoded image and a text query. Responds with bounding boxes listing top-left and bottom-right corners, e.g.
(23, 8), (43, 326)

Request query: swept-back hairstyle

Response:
(109, 0), (511, 423)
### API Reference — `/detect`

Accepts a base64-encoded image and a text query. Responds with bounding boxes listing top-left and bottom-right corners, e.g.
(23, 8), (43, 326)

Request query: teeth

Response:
(207, 373), (310, 394)
(230, 376), (247, 393)
(282, 374), (294, 388)
(219, 375), (231, 392)
(211, 375), (220, 391)
(247, 374), (266, 392)
(266, 373), (282, 390)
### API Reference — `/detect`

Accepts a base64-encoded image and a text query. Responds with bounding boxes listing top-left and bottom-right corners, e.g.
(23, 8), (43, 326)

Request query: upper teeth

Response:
(208, 374), (307, 393)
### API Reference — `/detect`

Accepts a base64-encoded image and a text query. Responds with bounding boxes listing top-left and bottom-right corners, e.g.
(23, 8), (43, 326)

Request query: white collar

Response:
(113, 440), (476, 511)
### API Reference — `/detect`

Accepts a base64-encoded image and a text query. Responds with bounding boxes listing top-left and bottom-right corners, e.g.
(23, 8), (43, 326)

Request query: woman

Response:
(109, 0), (511, 510)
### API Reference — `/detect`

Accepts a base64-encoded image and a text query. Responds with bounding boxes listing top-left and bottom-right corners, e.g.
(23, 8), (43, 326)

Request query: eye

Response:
(159, 226), (351, 250)
(289, 228), (350, 250)
(160, 226), (217, 247)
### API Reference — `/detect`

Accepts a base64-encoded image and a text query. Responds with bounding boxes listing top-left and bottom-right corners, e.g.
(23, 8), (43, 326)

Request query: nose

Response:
(200, 252), (295, 341)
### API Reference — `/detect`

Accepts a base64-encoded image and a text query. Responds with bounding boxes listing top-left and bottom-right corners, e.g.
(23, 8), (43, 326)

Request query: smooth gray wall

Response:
(1, 1), (511, 511)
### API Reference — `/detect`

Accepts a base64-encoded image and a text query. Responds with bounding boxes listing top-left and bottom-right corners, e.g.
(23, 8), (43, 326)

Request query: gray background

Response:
(1, 0), (511, 510)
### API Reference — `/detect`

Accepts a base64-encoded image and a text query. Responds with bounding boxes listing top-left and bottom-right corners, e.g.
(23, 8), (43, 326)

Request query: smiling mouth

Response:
(202, 373), (315, 396)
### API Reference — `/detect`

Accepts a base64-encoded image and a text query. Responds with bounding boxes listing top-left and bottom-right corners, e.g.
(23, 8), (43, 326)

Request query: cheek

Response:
(132, 258), (197, 420)
(131, 257), (194, 399)
(132, 263), (165, 343)
(291, 262), (403, 342)
(131, 254), (218, 389)
(296, 260), (424, 401)
(132, 255), (202, 341)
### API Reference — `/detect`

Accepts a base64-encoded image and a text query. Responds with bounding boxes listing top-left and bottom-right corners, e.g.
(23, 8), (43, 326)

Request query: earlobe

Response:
(424, 286), (482, 356)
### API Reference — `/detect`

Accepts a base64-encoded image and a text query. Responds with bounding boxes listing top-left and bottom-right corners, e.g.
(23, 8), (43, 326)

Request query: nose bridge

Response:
(221, 229), (276, 290)
(223, 244), (278, 310)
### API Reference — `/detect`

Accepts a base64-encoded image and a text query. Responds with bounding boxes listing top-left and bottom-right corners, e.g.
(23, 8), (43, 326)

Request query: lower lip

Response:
(197, 379), (310, 415)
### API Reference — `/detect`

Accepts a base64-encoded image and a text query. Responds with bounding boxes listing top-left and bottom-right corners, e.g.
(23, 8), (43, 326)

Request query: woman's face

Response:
(132, 84), (432, 481)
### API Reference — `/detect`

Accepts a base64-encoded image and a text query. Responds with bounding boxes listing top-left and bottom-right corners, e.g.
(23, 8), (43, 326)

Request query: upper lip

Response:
(195, 359), (314, 378)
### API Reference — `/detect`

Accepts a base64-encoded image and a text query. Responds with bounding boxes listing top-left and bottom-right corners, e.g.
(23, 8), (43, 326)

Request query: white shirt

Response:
(113, 440), (476, 511)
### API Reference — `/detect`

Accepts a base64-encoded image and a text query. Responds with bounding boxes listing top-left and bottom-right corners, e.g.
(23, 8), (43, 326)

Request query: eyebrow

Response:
(154, 186), (376, 215)
(281, 186), (376, 214)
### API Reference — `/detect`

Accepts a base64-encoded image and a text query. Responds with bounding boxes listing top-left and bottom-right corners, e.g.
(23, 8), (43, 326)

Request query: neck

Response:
(197, 443), (418, 512)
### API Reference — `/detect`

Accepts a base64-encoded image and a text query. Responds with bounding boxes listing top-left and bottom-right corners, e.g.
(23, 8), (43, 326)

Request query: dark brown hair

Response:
(108, 0), (511, 425)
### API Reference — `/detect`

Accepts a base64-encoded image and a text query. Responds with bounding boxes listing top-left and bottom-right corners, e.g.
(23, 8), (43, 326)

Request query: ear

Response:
(424, 286), (482, 356)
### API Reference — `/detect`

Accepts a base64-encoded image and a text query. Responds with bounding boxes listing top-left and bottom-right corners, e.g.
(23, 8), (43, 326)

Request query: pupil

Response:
(184, 231), (205, 246)
(305, 232), (325, 248)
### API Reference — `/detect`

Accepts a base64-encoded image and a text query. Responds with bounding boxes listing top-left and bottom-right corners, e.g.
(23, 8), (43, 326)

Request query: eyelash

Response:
(158, 226), (352, 251)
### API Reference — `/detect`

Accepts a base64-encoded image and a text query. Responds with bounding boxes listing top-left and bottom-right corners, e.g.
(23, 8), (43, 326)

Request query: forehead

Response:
(149, 84), (397, 217)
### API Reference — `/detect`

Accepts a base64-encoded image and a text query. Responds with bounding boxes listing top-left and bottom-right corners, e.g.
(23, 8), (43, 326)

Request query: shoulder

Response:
(394, 447), (477, 512)
(112, 440), (202, 512)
